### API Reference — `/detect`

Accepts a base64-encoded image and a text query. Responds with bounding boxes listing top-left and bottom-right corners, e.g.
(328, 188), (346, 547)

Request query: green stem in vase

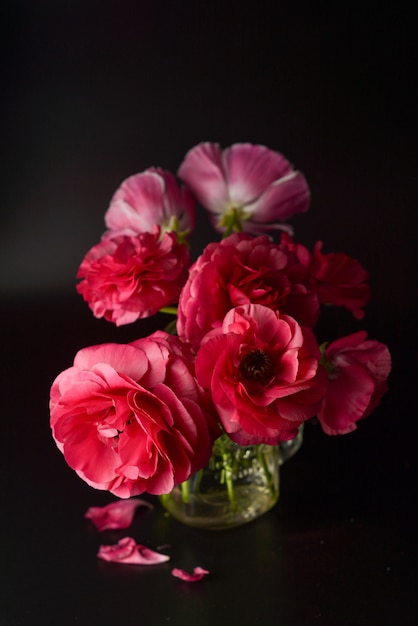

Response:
(180, 479), (191, 504)
(257, 446), (276, 498)
(222, 451), (237, 512)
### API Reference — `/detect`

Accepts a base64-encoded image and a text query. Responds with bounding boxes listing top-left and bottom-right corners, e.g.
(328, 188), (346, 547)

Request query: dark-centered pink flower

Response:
(178, 142), (310, 234)
(177, 233), (319, 351)
(76, 226), (190, 325)
(104, 168), (195, 241)
(195, 304), (327, 445)
(318, 331), (391, 435)
(50, 334), (218, 498)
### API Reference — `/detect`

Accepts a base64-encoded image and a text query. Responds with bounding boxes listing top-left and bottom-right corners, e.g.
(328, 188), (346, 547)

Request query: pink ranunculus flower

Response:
(50, 334), (219, 498)
(131, 330), (221, 443)
(177, 233), (319, 351)
(318, 331), (391, 435)
(76, 226), (190, 326)
(104, 168), (195, 241)
(195, 304), (328, 446)
(178, 142), (310, 234)
(309, 241), (371, 319)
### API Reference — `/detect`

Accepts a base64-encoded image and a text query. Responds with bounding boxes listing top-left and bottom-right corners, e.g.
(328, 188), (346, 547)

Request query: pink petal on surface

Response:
(85, 498), (154, 531)
(171, 567), (210, 582)
(97, 537), (170, 565)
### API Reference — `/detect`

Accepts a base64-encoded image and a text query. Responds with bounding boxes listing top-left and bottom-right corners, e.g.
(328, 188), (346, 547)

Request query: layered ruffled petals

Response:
(177, 233), (319, 351)
(76, 226), (190, 325)
(50, 334), (218, 498)
(196, 304), (327, 445)
(309, 241), (371, 319)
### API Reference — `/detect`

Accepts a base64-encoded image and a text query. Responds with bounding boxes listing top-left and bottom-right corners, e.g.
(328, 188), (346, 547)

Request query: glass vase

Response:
(160, 433), (280, 530)
(278, 423), (304, 465)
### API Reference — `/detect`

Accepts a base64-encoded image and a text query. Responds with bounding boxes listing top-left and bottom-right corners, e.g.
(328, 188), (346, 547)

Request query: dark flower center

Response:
(239, 349), (274, 384)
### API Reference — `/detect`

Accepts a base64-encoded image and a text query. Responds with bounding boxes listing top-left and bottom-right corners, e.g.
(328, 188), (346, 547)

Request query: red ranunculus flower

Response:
(76, 226), (189, 326)
(309, 241), (371, 319)
(318, 331), (391, 435)
(177, 233), (319, 350)
(195, 304), (327, 446)
(50, 334), (219, 498)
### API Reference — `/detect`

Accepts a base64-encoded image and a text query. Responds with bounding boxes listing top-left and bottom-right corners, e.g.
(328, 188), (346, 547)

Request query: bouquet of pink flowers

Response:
(49, 142), (391, 500)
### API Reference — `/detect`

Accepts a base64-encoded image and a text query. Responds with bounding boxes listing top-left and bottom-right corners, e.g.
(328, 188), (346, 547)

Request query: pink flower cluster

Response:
(50, 141), (391, 499)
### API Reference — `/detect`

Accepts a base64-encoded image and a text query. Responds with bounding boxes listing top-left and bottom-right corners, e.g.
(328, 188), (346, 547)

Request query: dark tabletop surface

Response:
(1, 2), (416, 625)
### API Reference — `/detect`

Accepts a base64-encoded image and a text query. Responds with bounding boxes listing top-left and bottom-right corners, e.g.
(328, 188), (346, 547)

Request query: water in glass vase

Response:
(160, 434), (280, 530)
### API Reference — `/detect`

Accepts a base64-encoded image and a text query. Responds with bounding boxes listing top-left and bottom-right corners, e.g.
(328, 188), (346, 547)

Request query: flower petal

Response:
(85, 498), (153, 531)
(223, 143), (293, 206)
(245, 170), (310, 226)
(318, 332), (391, 435)
(97, 537), (170, 565)
(178, 142), (230, 213)
(171, 566), (210, 582)
(73, 343), (149, 381)
(105, 171), (166, 233)
(76, 229), (190, 326)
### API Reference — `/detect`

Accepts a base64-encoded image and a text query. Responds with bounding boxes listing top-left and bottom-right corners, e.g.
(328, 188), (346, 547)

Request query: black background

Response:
(1, 2), (416, 625)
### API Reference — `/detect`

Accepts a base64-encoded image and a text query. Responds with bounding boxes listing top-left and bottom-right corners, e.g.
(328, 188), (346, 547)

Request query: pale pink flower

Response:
(318, 331), (391, 435)
(76, 226), (190, 325)
(178, 142), (309, 234)
(177, 233), (319, 351)
(84, 498), (153, 531)
(171, 567), (210, 582)
(50, 334), (218, 498)
(104, 168), (195, 240)
(195, 304), (328, 445)
(97, 537), (170, 565)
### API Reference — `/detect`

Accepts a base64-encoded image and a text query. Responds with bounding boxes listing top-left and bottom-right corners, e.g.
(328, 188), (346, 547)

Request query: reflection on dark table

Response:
(0, 295), (415, 626)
